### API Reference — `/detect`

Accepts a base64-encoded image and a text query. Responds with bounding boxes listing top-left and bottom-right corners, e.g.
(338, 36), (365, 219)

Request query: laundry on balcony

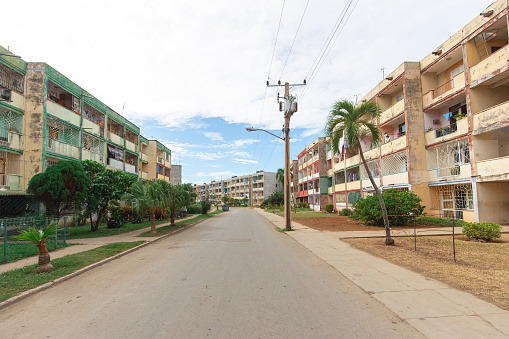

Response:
(443, 112), (452, 121)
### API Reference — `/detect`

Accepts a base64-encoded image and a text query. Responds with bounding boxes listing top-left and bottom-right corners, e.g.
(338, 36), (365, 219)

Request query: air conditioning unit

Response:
(0, 87), (12, 101)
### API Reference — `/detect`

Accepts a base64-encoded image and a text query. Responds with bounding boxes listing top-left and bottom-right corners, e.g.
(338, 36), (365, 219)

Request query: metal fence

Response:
(1, 216), (67, 262)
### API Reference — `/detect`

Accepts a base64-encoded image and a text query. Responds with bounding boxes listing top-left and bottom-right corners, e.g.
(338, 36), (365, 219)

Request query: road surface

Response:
(0, 209), (424, 338)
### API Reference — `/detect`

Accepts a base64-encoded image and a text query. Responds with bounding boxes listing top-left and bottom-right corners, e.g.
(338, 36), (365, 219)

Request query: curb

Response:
(0, 213), (221, 310)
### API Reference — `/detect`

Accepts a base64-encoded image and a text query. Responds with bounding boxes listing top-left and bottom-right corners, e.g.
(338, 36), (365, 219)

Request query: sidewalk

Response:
(254, 208), (509, 339)
(0, 215), (196, 275)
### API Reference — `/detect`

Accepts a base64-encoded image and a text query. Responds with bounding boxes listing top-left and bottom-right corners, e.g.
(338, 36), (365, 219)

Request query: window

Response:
(398, 123), (406, 137)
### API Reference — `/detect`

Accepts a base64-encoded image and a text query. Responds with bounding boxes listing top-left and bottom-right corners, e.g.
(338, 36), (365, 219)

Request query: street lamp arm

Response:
(245, 127), (284, 141)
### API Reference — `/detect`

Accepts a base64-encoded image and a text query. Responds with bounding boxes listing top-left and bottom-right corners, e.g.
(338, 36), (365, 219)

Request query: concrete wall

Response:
(23, 63), (46, 188)
(477, 181), (509, 223)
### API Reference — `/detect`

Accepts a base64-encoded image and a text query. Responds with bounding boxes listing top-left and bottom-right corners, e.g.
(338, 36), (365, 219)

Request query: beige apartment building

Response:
(0, 46), (172, 217)
(330, 0), (509, 223)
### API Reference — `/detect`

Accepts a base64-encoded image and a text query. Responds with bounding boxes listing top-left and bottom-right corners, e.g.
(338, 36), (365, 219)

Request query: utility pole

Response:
(266, 80), (306, 231)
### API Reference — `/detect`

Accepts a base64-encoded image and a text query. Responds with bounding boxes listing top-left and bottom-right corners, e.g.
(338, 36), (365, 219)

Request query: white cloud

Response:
(232, 139), (259, 148)
(232, 159), (259, 165)
(300, 127), (324, 139)
(203, 132), (224, 142)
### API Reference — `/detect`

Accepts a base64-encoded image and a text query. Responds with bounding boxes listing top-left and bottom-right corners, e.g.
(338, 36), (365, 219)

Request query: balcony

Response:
(108, 132), (124, 147)
(157, 157), (167, 166)
(470, 44), (509, 86)
(380, 100), (404, 125)
(381, 136), (407, 156)
(0, 130), (23, 151)
(298, 190), (308, 197)
(125, 163), (137, 175)
(334, 159), (345, 172)
(476, 156), (509, 182)
(382, 172), (409, 186)
(425, 118), (468, 145)
(345, 154), (359, 168)
(423, 72), (466, 109)
(46, 139), (79, 159)
(46, 100), (81, 128)
(347, 180), (361, 190)
(0, 174), (22, 191)
(10, 91), (25, 111)
(312, 172), (319, 179)
(82, 118), (102, 138)
(427, 164), (471, 181)
(473, 100), (509, 135)
(107, 158), (124, 171)
(326, 168), (333, 176)
(326, 150), (332, 160)
(141, 152), (148, 162)
(334, 183), (346, 192)
(363, 147), (379, 161)
(82, 149), (104, 163)
(328, 187), (333, 194)
(125, 140), (137, 153)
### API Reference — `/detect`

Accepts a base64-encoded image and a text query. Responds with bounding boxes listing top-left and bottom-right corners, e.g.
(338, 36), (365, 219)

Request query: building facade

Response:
(328, 0), (509, 223)
(0, 47), (173, 217)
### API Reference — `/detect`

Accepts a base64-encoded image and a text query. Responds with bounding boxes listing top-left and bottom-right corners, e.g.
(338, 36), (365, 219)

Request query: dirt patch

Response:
(295, 217), (381, 231)
(343, 235), (509, 311)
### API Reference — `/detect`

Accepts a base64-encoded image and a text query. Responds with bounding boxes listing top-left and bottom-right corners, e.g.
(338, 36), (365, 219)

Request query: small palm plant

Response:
(14, 224), (57, 273)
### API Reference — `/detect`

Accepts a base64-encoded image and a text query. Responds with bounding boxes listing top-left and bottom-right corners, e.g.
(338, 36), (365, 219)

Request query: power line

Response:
(267, 0), (286, 80)
(279, 0), (310, 80)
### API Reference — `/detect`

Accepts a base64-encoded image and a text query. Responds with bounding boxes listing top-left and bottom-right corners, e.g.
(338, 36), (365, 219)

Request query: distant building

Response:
(171, 164), (182, 185)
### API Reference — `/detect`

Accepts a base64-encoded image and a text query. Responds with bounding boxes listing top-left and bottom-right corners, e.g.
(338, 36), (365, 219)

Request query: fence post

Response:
(3, 222), (6, 261)
(63, 217), (67, 245)
(452, 213), (456, 262)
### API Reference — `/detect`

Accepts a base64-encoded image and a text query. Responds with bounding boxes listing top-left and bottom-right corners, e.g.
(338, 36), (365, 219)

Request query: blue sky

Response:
(4, 0), (494, 184)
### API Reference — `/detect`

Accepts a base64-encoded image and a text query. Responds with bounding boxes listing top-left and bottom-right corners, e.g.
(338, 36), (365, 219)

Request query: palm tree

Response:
(162, 183), (188, 226)
(15, 224), (57, 273)
(325, 100), (394, 245)
(276, 168), (285, 188)
(123, 180), (165, 234)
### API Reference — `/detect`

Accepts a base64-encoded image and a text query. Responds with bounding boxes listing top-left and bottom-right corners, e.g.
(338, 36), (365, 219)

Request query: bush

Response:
(352, 189), (424, 226)
(462, 222), (501, 241)
(107, 206), (131, 228)
(154, 207), (167, 220)
(340, 208), (352, 216)
(303, 202), (310, 209)
(324, 204), (334, 213)
(201, 199), (211, 214)
(131, 214), (144, 224)
(187, 205), (201, 214)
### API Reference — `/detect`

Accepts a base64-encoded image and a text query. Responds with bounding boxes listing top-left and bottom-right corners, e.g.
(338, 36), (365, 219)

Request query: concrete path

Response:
(255, 208), (509, 339)
(0, 216), (196, 274)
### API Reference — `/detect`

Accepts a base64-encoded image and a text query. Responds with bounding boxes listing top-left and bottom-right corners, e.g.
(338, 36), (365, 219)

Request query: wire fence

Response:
(1, 216), (68, 263)
(388, 212), (461, 262)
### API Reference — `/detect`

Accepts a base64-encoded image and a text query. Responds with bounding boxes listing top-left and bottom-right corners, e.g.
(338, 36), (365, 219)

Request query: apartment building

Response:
(330, 0), (509, 223)
(0, 47), (173, 217)
(295, 137), (333, 211)
(171, 164), (182, 185)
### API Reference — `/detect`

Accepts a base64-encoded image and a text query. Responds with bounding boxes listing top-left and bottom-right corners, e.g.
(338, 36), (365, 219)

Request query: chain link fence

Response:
(1, 216), (68, 263)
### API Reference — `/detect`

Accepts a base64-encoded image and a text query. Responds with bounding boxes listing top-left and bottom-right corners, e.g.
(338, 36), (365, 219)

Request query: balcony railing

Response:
(46, 139), (79, 159)
(125, 163), (137, 175)
(107, 131), (124, 146)
(141, 152), (148, 162)
(107, 158), (124, 171)
(423, 72), (465, 108)
(476, 156), (509, 180)
(0, 174), (22, 190)
(432, 79), (454, 99)
(46, 100), (81, 127)
(0, 130), (23, 151)
(470, 44), (509, 85)
(125, 140), (138, 153)
(82, 149), (104, 163)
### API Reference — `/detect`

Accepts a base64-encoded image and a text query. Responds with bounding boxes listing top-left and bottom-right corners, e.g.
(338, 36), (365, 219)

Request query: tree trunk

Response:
(170, 210), (176, 226)
(36, 241), (53, 273)
(150, 211), (156, 234)
(358, 143), (394, 245)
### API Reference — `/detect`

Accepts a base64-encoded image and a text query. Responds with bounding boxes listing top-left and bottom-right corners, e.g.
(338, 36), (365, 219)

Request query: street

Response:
(0, 209), (424, 338)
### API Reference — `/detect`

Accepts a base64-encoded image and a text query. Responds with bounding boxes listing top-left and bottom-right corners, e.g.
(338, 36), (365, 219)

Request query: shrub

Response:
(260, 199), (269, 209)
(154, 207), (167, 220)
(462, 222), (501, 241)
(131, 214), (144, 224)
(324, 204), (334, 213)
(187, 205), (201, 214)
(107, 206), (131, 228)
(341, 208), (352, 216)
(303, 202), (310, 209)
(201, 199), (211, 214)
(352, 189), (424, 227)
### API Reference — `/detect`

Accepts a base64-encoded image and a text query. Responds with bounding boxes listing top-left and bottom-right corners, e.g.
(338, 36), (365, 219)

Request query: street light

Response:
(246, 126), (291, 231)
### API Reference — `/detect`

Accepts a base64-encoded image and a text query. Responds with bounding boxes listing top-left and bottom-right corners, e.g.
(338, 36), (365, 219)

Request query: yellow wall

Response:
(23, 63), (46, 189)
(470, 85), (509, 114)
(477, 182), (509, 223)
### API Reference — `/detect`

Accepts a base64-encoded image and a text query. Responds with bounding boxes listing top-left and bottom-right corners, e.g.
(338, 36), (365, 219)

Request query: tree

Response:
(162, 183), (193, 226)
(14, 224), (57, 273)
(123, 180), (165, 234)
(82, 160), (136, 232)
(221, 196), (229, 205)
(28, 161), (88, 219)
(325, 100), (394, 245)
(276, 168), (285, 188)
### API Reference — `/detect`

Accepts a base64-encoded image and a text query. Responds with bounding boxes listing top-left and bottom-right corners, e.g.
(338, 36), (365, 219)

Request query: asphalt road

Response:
(0, 209), (425, 338)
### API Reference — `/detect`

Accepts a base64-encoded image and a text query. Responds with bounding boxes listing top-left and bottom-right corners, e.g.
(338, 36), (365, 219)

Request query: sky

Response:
(4, 0), (495, 184)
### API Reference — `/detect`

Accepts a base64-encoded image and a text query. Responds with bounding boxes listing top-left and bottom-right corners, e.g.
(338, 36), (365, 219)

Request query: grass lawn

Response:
(0, 242), (73, 264)
(343, 234), (509, 310)
(65, 214), (199, 239)
(0, 241), (145, 303)
(273, 210), (338, 218)
(138, 210), (223, 237)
